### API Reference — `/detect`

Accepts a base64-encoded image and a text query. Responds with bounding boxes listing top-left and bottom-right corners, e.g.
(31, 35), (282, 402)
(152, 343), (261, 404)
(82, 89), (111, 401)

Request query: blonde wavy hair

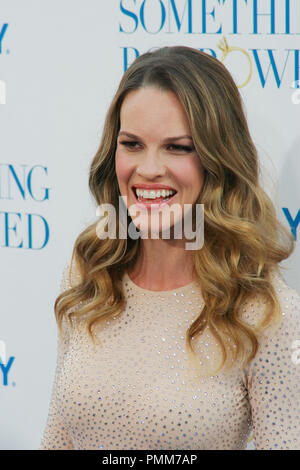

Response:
(55, 46), (294, 375)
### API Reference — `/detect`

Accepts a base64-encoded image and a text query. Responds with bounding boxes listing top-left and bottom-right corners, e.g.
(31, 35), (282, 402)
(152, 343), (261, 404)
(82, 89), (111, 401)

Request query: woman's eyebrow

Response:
(118, 131), (193, 142)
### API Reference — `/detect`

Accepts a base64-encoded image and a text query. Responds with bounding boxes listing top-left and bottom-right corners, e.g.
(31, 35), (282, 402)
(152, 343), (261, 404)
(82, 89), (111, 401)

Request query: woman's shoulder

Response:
(57, 257), (84, 335)
(269, 267), (300, 306)
(59, 256), (82, 293)
(239, 267), (300, 337)
(269, 268), (300, 328)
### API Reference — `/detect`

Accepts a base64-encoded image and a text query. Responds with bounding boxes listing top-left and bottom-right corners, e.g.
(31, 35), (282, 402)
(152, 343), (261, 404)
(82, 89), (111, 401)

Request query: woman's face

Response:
(115, 86), (205, 237)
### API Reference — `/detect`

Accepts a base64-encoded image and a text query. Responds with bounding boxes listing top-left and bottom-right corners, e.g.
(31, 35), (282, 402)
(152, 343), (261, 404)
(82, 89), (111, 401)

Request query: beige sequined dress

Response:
(39, 263), (300, 450)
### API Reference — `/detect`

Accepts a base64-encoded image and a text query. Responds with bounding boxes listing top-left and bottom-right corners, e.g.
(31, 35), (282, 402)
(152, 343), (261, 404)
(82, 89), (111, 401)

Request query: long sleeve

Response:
(244, 273), (300, 450)
(39, 264), (75, 450)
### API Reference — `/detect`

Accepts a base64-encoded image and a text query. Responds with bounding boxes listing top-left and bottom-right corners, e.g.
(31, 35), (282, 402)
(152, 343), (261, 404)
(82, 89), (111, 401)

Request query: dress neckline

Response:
(123, 271), (200, 295)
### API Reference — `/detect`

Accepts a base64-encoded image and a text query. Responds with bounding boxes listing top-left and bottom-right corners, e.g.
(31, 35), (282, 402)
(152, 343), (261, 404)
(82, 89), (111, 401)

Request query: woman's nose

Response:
(136, 150), (166, 179)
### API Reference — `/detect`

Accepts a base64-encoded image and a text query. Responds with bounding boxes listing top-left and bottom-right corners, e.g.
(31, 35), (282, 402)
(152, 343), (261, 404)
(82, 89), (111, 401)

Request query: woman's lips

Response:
(130, 187), (177, 211)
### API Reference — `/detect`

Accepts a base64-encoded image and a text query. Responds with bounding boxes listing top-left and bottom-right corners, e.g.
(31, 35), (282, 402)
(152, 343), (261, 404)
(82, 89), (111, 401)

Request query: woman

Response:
(40, 46), (300, 450)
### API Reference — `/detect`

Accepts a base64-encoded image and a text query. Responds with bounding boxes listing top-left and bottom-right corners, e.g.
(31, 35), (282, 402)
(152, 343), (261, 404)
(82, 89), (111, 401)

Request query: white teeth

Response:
(135, 188), (176, 199)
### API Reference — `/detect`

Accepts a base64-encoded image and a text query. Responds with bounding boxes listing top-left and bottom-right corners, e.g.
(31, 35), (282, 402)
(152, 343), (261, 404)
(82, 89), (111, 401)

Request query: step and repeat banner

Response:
(0, 0), (299, 450)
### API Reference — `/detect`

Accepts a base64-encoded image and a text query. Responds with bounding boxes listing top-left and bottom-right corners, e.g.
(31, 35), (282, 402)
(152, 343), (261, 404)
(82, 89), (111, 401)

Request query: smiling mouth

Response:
(131, 187), (178, 207)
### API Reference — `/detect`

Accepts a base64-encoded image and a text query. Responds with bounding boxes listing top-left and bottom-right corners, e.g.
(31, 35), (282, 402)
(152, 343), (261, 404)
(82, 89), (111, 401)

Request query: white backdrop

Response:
(0, 0), (299, 450)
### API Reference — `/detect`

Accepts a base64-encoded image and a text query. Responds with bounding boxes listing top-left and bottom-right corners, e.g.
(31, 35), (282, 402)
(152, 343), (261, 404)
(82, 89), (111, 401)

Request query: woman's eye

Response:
(168, 144), (194, 152)
(118, 141), (194, 153)
(119, 141), (140, 149)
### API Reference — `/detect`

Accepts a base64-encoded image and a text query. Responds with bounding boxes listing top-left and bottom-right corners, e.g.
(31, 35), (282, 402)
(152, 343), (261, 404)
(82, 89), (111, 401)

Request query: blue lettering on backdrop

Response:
(119, 0), (139, 33)
(253, 0), (275, 35)
(251, 49), (292, 88)
(0, 164), (50, 201)
(28, 213), (49, 249)
(282, 208), (300, 241)
(0, 212), (50, 249)
(27, 166), (49, 202)
(167, 0), (193, 34)
(293, 49), (300, 84)
(2, 212), (22, 248)
(0, 357), (15, 387)
(140, 0), (166, 34)
(0, 164), (50, 249)
(122, 46), (139, 71)
(199, 47), (217, 57)
(285, 0), (290, 34)
(221, 0), (248, 35)
(119, 1), (300, 87)
(0, 23), (8, 54)
(202, 0), (222, 34)
(0, 341), (15, 387)
(119, 0), (300, 35)
(122, 44), (300, 90)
